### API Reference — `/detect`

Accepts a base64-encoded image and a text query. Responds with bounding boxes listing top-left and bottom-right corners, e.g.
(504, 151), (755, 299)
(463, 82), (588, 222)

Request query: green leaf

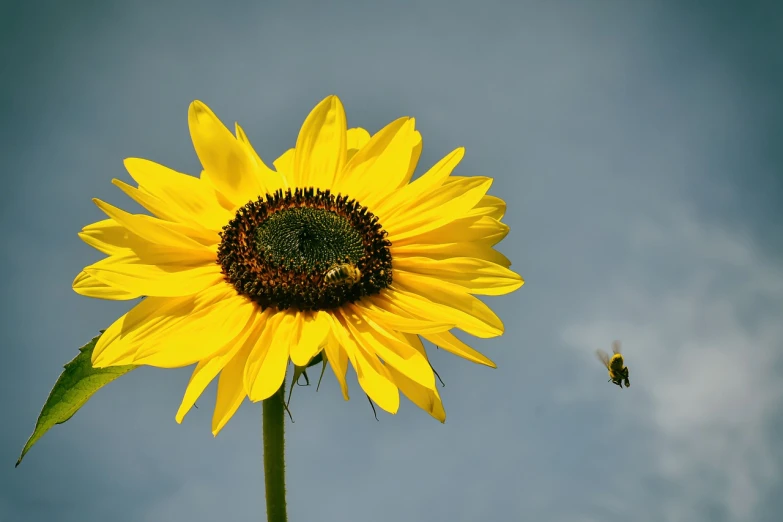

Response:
(15, 332), (137, 467)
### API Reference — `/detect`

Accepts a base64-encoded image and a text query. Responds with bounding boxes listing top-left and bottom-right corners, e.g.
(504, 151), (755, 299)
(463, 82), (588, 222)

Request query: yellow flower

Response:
(73, 95), (523, 435)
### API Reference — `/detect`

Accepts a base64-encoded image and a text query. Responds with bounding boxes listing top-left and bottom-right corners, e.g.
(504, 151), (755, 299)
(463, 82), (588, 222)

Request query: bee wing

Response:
(595, 349), (612, 369)
(612, 340), (622, 355)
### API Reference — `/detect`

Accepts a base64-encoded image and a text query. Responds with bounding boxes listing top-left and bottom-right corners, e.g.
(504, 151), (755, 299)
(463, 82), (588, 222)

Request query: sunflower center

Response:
(255, 207), (365, 269)
(217, 188), (393, 312)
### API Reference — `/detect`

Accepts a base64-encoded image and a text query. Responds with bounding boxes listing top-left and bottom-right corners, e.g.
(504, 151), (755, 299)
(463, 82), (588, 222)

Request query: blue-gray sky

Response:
(2, 1), (783, 521)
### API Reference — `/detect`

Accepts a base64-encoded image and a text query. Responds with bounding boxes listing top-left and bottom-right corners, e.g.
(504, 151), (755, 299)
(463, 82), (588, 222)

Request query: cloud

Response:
(562, 205), (783, 522)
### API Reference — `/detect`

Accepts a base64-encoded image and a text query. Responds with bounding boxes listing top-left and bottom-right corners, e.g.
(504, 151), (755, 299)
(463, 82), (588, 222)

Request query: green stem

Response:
(263, 381), (288, 522)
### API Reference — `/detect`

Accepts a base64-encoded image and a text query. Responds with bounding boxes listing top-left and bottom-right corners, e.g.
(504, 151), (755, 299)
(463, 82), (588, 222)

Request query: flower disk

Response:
(218, 187), (393, 311)
(73, 95), (525, 435)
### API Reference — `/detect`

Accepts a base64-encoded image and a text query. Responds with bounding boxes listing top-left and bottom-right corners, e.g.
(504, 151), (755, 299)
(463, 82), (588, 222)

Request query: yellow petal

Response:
(92, 199), (214, 252)
(393, 215), (508, 249)
(111, 179), (184, 224)
(243, 312), (279, 395)
(331, 314), (399, 414)
(200, 170), (238, 211)
(293, 95), (347, 189)
(188, 100), (263, 206)
(111, 180), (222, 247)
(353, 298), (454, 334)
(374, 147), (464, 218)
(422, 330), (496, 368)
(399, 176), (492, 217)
(469, 194), (506, 220)
(285, 312), (304, 367)
(386, 278), (504, 339)
(212, 313), (271, 435)
(78, 219), (150, 256)
(338, 117), (413, 204)
(345, 124), (420, 187)
(211, 341), (252, 436)
(403, 331), (429, 358)
(340, 307), (436, 390)
(373, 289), (459, 330)
(387, 334), (445, 422)
(322, 331), (350, 400)
(176, 311), (268, 423)
(393, 272), (505, 337)
(123, 158), (233, 231)
(393, 257), (524, 296)
(388, 366), (445, 421)
(346, 127), (371, 150)
(272, 148), (295, 180)
(345, 127), (370, 161)
(400, 126), (422, 188)
(384, 178), (493, 242)
(88, 240), (215, 268)
(234, 122), (288, 193)
(391, 241), (512, 268)
(177, 360), (226, 424)
(84, 250), (222, 298)
(132, 296), (255, 368)
(72, 270), (141, 300)
(290, 310), (331, 367)
(121, 294), (253, 368)
(246, 312), (295, 401)
(351, 344), (400, 415)
(92, 284), (236, 366)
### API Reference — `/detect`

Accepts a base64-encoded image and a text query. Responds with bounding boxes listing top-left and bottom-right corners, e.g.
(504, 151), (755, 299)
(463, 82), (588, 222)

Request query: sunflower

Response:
(73, 95), (523, 435)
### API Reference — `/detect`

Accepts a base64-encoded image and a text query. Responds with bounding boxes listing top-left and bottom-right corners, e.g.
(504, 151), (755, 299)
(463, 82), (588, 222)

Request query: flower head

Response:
(74, 96), (523, 434)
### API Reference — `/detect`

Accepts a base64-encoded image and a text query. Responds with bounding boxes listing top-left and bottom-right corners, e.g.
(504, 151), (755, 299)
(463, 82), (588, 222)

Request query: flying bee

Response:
(596, 340), (630, 389)
(323, 263), (361, 285)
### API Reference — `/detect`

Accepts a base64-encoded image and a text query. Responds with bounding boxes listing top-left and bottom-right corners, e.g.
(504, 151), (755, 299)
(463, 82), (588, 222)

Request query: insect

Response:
(596, 340), (630, 389)
(323, 263), (361, 285)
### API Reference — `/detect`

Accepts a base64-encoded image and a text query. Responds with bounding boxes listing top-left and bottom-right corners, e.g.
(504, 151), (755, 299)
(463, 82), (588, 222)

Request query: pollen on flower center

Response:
(255, 207), (365, 268)
(217, 187), (393, 311)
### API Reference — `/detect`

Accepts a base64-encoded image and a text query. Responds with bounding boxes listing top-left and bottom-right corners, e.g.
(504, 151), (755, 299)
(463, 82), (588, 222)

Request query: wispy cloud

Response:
(562, 206), (783, 521)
